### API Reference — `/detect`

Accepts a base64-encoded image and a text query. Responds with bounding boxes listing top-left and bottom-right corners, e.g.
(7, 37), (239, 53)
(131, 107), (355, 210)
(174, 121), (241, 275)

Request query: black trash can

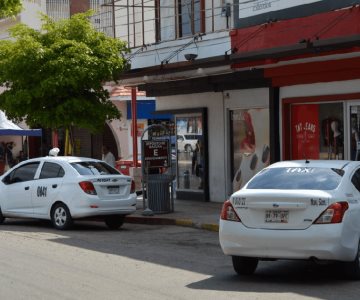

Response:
(146, 174), (173, 213)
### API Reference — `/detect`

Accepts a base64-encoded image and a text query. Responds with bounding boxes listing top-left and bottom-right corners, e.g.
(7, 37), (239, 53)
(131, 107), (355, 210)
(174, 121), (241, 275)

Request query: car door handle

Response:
(52, 184), (58, 188)
(25, 186), (29, 190)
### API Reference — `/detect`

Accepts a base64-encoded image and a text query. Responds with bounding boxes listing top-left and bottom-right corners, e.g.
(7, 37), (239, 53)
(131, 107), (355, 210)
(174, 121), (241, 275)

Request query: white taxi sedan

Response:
(0, 155), (137, 230)
(220, 160), (360, 279)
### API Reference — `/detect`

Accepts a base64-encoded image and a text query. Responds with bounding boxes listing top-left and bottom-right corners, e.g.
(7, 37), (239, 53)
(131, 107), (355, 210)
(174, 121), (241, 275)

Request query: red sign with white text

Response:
(291, 104), (319, 159)
(143, 140), (169, 168)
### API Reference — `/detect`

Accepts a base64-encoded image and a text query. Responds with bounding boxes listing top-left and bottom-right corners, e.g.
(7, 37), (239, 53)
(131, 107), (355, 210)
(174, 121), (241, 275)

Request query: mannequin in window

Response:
(331, 120), (342, 158)
(352, 126), (360, 160)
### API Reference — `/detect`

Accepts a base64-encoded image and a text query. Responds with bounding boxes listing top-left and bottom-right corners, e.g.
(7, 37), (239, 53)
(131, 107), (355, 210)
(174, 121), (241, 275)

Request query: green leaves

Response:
(0, 11), (129, 133)
(0, 0), (22, 18)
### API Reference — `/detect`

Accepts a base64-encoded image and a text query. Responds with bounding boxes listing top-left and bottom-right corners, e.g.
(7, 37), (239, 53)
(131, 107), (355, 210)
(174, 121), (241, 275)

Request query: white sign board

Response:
(238, 0), (323, 18)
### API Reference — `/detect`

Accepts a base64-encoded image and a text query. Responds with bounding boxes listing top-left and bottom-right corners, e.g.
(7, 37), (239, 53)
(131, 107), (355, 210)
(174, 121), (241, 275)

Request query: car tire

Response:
(51, 203), (73, 230)
(342, 241), (360, 280)
(104, 215), (125, 230)
(185, 144), (192, 153)
(232, 256), (258, 275)
(0, 207), (5, 224)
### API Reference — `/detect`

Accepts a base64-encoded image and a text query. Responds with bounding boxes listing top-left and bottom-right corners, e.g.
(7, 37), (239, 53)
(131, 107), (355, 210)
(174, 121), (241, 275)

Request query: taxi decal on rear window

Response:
(286, 167), (314, 173)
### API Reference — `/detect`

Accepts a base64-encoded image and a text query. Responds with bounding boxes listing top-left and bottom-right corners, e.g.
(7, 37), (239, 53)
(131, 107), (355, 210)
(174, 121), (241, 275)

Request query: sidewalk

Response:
(124, 197), (224, 232)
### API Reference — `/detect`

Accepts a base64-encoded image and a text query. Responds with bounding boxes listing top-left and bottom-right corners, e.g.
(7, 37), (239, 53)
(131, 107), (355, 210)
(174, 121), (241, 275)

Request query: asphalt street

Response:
(0, 220), (360, 300)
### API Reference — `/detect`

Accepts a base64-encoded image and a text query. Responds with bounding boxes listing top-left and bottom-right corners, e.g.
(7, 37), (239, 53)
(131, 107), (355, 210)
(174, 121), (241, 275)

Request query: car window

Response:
(246, 167), (344, 190)
(39, 162), (65, 179)
(71, 161), (120, 175)
(351, 169), (360, 192)
(4, 162), (40, 184)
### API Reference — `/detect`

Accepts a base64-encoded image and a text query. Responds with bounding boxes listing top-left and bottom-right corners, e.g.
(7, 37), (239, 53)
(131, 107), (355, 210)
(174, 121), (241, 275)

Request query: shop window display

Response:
(321, 117), (343, 159)
(230, 108), (270, 192)
(176, 115), (204, 191)
(350, 105), (360, 161)
(290, 103), (344, 160)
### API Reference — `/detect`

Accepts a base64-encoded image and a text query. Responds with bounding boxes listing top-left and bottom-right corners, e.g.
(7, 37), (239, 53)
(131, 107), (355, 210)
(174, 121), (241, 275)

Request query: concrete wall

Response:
(21, 0), (46, 29)
(130, 31), (230, 69)
(280, 79), (360, 99)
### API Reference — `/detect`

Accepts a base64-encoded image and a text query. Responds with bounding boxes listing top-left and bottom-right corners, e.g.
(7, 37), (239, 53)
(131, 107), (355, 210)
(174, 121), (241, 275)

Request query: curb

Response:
(124, 216), (219, 232)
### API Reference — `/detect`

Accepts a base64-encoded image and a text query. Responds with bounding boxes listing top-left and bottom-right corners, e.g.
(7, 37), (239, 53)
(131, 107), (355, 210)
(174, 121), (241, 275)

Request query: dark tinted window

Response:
(5, 162), (40, 184)
(351, 169), (360, 192)
(247, 167), (344, 190)
(71, 161), (120, 176)
(39, 162), (65, 179)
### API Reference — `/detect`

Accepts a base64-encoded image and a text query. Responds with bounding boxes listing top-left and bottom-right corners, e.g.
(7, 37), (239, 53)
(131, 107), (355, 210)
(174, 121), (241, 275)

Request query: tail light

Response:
(314, 202), (349, 224)
(220, 200), (241, 222)
(79, 181), (97, 195)
(130, 180), (136, 194)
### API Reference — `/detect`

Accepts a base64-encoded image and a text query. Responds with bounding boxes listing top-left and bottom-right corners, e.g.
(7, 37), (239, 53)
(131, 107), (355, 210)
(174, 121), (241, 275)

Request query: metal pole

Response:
(131, 87), (138, 167)
(52, 130), (58, 148)
(112, 0), (116, 38)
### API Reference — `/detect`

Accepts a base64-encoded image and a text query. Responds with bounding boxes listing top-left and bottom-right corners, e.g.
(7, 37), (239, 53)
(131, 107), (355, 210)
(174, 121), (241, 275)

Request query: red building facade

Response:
(230, 2), (360, 161)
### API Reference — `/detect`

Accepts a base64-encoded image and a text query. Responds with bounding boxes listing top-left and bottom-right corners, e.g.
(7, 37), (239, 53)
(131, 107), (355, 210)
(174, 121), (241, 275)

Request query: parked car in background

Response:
(116, 154), (142, 176)
(116, 153), (176, 194)
(177, 134), (201, 152)
(0, 155), (137, 230)
(220, 160), (360, 280)
(116, 154), (176, 175)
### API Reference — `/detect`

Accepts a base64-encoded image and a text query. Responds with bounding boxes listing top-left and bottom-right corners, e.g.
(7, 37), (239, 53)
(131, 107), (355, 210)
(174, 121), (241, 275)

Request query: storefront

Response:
(281, 81), (360, 161)
(154, 88), (270, 202)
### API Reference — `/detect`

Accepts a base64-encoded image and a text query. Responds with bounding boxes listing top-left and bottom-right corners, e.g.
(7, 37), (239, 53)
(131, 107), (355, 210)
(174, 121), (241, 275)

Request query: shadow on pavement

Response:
(1, 219), (358, 300)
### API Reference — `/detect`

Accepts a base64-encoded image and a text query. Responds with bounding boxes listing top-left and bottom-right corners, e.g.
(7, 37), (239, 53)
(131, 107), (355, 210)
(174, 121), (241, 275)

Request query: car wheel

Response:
(51, 203), (73, 230)
(0, 207), (5, 224)
(342, 241), (360, 280)
(104, 215), (125, 230)
(185, 144), (192, 152)
(232, 256), (258, 275)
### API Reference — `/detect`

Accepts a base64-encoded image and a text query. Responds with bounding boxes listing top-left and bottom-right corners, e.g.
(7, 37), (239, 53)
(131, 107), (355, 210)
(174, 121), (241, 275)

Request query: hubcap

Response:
(54, 207), (67, 227)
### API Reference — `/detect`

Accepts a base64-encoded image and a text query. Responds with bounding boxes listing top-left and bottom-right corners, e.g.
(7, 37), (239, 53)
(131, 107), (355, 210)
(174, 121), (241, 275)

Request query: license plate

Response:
(108, 186), (120, 194)
(265, 210), (289, 223)
(120, 166), (127, 169)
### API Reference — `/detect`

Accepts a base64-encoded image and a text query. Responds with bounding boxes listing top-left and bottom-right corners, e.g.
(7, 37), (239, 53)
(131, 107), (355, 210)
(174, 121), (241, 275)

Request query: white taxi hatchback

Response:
(219, 160), (360, 279)
(0, 155), (137, 230)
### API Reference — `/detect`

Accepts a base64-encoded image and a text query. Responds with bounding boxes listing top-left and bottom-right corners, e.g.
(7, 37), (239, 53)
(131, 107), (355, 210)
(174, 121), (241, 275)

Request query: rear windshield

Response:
(71, 161), (120, 176)
(246, 167), (344, 190)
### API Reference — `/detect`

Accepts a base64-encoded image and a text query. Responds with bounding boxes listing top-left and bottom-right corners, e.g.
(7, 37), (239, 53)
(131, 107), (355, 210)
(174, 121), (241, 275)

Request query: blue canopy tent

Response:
(0, 111), (42, 160)
(0, 128), (42, 136)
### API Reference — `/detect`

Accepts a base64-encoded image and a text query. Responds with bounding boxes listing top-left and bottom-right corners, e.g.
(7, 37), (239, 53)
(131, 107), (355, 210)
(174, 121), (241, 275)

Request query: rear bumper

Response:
(219, 220), (358, 262)
(70, 194), (137, 219)
(72, 206), (136, 219)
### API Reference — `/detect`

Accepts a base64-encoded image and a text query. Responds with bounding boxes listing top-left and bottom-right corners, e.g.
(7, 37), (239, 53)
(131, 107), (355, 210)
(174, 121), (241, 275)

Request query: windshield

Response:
(71, 161), (120, 176)
(246, 167), (344, 190)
